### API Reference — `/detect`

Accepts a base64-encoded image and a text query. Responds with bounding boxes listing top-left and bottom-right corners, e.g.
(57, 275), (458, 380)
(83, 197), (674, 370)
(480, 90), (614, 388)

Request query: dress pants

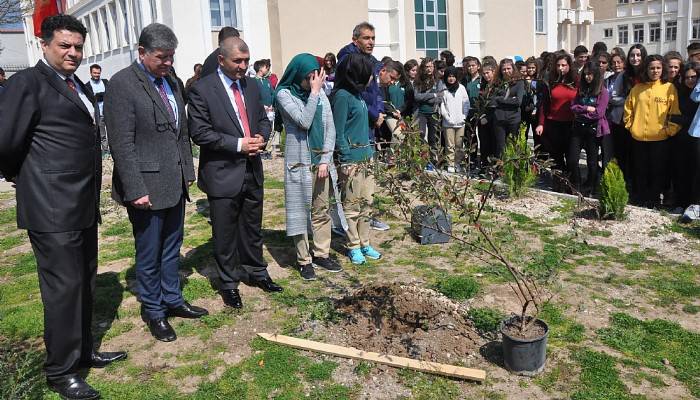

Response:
(127, 197), (186, 321)
(208, 167), (268, 290)
(28, 224), (97, 379)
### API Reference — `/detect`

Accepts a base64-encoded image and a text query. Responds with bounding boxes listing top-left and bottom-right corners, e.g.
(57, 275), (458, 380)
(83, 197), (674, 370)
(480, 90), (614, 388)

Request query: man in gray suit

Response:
(105, 23), (208, 342)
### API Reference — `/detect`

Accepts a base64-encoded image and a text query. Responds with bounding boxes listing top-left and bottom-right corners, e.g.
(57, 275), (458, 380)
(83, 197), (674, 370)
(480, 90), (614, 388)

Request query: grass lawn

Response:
(1, 157), (699, 399)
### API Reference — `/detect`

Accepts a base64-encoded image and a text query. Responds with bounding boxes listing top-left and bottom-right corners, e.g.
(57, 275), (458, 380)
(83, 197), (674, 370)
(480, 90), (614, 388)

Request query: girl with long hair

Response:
(322, 52), (337, 96)
(535, 53), (578, 191)
(606, 52), (632, 177)
(331, 53), (382, 264)
(414, 57), (446, 169)
(404, 59), (419, 85)
(664, 51), (684, 86)
(569, 61), (610, 192)
(624, 44), (647, 89)
(276, 53), (345, 280)
(476, 62), (498, 168)
(491, 58), (525, 159)
(624, 54), (681, 207)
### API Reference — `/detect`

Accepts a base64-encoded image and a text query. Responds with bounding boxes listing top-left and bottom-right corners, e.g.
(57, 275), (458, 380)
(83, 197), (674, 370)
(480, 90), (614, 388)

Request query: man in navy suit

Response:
(0, 15), (125, 400)
(188, 37), (283, 309)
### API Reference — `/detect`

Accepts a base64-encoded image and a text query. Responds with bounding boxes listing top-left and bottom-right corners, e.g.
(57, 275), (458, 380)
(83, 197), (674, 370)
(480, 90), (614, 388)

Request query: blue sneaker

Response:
(361, 245), (382, 260)
(348, 248), (366, 265)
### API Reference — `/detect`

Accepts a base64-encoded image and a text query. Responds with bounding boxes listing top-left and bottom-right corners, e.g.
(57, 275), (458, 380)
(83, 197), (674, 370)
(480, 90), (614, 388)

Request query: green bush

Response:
(502, 123), (537, 197)
(598, 160), (628, 220)
(435, 275), (480, 300)
(467, 307), (506, 332)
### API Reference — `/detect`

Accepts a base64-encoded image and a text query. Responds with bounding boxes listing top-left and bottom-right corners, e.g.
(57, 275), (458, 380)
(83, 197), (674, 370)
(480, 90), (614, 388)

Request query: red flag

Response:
(33, 0), (62, 37)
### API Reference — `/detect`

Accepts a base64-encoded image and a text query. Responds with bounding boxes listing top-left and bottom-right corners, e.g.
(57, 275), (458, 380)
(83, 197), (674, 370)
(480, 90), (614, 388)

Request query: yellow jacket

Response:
(624, 80), (681, 141)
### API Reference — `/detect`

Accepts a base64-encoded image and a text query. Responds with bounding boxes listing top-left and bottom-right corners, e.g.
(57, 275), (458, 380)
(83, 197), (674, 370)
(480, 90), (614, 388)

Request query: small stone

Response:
(662, 358), (671, 366)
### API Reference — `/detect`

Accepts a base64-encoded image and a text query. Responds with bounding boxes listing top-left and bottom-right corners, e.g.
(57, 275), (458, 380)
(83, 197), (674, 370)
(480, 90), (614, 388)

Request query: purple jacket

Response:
(570, 86), (610, 137)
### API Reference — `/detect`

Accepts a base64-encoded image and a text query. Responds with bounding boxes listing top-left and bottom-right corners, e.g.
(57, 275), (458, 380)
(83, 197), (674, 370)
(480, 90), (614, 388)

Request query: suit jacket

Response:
(0, 61), (101, 232)
(200, 48), (221, 78)
(187, 73), (271, 198)
(105, 61), (195, 210)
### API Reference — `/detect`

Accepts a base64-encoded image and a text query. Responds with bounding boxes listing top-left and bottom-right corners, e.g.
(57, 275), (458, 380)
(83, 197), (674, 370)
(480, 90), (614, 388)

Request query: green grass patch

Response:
(398, 369), (462, 400)
(304, 360), (338, 381)
(0, 338), (47, 400)
(682, 304), (700, 314)
(181, 277), (217, 302)
(102, 320), (135, 342)
(0, 253), (36, 278)
(98, 240), (135, 264)
(467, 307), (505, 333)
(571, 348), (643, 400)
(102, 219), (132, 237)
(0, 234), (24, 251)
(539, 302), (585, 345)
(434, 275), (479, 300)
(597, 312), (700, 397)
(264, 178), (285, 190)
(0, 207), (17, 226)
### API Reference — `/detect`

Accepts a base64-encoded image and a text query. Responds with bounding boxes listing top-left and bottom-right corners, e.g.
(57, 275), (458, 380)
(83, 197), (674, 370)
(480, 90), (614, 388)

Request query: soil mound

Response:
(329, 283), (485, 364)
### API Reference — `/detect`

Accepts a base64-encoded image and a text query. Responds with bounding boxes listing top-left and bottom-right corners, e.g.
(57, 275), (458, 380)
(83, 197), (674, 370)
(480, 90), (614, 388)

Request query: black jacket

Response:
(0, 61), (101, 232)
(187, 73), (271, 198)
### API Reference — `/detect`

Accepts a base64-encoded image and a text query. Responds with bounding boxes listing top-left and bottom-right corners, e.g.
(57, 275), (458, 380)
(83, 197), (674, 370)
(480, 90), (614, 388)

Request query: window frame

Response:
(693, 18), (700, 40)
(415, 0), (449, 59)
(210, 0), (240, 29)
(666, 20), (677, 41)
(649, 22), (661, 42)
(604, 28), (613, 38)
(618, 25), (629, 45)
(535, 0), (545, 34)
(633, 23), (644, 43)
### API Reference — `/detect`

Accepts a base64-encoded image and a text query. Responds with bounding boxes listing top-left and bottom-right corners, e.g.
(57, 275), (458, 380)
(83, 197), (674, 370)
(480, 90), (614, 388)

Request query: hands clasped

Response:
(241, 134), (267, 157)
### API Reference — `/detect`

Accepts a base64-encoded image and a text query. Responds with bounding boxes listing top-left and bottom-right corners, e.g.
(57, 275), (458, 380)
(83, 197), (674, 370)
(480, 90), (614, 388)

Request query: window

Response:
(633, 23), (644, 43)
(693, 18), (700, 39)
(604, 28), (613, 38)
(618, 25), (629, 44)
(617, 0), (629, 3)
(415, 0), (448, 59)
(666, 20), (677, 41)
(210, 0), (239, 28)
(535, 0), (545, 33)
(649, 22), (660, 42)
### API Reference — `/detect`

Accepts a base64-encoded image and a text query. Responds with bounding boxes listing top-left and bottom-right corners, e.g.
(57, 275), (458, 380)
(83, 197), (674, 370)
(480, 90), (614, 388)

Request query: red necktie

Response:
(65, 77), (77, 93)
(231, 82), (251, 138)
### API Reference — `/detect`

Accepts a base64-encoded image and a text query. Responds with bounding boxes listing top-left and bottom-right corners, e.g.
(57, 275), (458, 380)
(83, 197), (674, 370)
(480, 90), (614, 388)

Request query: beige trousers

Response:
(339, 165), (374, 249)
(293, 168), (333, 264)
(444, 126), (465, 167)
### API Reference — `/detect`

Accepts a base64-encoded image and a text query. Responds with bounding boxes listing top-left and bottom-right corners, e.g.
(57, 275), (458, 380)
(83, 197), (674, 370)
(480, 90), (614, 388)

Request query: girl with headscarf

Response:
(439, 66), (470, 172)
(275, 53), (346, 281)
(331, 53), (381, 265)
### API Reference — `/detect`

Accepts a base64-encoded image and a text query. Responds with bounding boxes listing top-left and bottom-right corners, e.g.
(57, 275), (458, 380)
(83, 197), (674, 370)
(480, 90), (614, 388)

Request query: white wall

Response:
(239, 0), (272, 64)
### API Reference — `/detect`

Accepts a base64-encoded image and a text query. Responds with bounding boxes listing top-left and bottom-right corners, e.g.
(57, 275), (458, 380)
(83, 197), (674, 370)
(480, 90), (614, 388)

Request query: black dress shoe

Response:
(47, 375), (100, 400)
(220, 289), (243, 309)
(252, 278), (283, 292)
(168, 302), (209, 319)
(147, 318), (176, 342)
(79, 351), (127, 368)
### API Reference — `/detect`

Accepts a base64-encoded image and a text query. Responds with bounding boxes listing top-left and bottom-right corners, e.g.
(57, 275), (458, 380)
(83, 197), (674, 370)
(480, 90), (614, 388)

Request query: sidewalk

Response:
(0, 180), (15, 193)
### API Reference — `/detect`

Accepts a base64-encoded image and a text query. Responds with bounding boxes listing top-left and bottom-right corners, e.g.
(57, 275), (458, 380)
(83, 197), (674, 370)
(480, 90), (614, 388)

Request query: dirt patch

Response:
(325, 283), (485, 365)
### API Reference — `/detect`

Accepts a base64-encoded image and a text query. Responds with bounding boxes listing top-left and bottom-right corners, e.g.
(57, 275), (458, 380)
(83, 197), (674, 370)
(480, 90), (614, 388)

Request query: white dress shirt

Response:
(217, 67), (248, 152)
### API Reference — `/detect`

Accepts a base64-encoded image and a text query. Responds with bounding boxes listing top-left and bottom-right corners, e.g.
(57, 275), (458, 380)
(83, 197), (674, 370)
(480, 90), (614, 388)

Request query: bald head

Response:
(220, 37), (249, 58)
(218, 37), (250, 81)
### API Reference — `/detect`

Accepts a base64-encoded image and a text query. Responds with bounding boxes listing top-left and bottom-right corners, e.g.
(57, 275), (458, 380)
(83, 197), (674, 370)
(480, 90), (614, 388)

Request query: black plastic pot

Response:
(500, 316), (549, 376)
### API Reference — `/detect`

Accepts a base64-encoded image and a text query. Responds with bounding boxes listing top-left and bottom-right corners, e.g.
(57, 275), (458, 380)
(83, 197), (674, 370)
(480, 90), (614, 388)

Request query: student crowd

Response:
(3, 14), (700, 400)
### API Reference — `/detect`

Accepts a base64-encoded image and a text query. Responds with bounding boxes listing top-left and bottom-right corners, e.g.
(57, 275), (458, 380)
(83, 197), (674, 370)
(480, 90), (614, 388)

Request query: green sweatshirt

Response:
(332, 89), (373, 164)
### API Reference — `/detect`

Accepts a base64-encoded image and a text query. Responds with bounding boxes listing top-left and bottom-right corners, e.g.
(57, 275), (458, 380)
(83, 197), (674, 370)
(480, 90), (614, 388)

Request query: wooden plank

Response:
(257, 333), (486, 382)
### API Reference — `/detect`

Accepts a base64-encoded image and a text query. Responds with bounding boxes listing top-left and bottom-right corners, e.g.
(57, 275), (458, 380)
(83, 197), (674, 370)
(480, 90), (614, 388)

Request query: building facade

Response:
(22, 0), (593, 82)
(1, 21), (30, 77)
(590, 0), (700, 56)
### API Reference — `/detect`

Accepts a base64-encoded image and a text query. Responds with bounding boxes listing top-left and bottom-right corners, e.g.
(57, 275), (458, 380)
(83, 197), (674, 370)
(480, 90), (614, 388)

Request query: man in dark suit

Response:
(105, 23), (208, 343)
(188, 36), (283, 309)
(0, 15), (125, 400)
(200, 26), (239, 78)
